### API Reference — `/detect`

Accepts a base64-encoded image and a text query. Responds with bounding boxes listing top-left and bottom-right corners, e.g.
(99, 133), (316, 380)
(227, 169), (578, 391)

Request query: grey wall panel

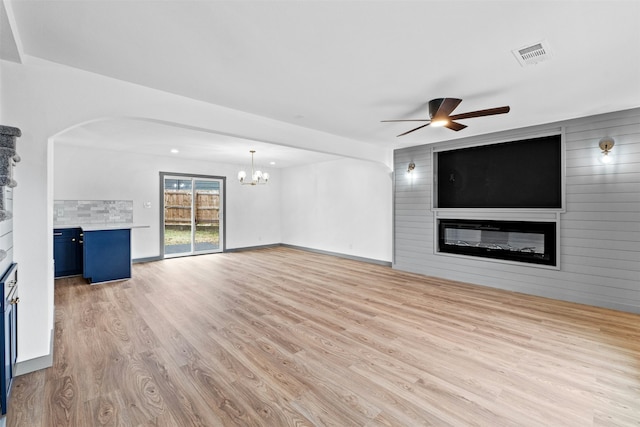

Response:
(562, 245), (639, 262)
(393, 108), (640, 314)
(567, 183), (639, 194)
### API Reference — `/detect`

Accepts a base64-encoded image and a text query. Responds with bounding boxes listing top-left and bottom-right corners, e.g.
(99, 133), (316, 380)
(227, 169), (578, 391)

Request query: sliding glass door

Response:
(162, 174), (224, 257)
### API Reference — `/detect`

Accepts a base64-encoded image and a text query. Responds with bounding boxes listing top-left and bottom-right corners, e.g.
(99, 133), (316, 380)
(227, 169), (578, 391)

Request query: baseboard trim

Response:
(15, 328), (54, 376)
(139, 244), (392, 267)
(133, 256), (162, 264)
(225, 244), (281, 253)
(280, 244), (392, 267)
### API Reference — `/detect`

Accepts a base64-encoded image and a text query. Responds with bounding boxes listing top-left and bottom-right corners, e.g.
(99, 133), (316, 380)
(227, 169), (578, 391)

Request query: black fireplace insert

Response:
(438, 219), (557, 266)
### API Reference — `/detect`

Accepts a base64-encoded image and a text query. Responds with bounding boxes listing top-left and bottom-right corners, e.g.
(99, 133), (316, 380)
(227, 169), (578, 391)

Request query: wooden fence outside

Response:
(164, 190), (220, 226)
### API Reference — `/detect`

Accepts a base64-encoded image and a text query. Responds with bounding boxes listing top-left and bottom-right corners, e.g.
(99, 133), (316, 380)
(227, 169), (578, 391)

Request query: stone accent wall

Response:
(54, 200), (133, 225)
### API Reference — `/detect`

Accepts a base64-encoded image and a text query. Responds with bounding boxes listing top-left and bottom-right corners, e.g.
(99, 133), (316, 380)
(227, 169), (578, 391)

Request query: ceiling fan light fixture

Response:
(382, 97), (510, 136)
(430, 118), (448, 127)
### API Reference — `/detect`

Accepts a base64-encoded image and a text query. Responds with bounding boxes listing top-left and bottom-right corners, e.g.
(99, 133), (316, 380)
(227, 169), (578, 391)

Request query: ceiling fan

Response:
(382, 98), (510, 136)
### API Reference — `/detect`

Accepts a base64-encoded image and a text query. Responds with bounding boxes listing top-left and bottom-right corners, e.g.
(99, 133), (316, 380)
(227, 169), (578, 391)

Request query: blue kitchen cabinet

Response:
(0, 263), (18, 415)
(83, 229), (131, 283)
(53, 228), (83, 277)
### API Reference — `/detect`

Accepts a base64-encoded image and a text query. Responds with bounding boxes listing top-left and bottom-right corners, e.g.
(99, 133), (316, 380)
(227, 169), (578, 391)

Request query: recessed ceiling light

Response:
(270, 161), (276, 165)
(170, 148), (179, 154)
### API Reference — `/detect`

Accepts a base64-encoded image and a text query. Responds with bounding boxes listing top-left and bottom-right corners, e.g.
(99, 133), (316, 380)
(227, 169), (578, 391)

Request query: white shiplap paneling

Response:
(393, 108), (640, 313)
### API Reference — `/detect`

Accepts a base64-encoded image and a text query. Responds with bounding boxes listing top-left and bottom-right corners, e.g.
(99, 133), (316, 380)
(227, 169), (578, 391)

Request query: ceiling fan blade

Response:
(444, 121), (467, 131)
(397, 123), (430, 137)
(430, 98), (462, 118)
(381, 119), (430, 122)
(449, 106), (510, 121)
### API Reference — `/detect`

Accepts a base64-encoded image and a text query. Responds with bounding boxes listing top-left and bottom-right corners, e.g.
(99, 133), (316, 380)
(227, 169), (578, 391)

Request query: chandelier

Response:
(238, 150), (270, 185)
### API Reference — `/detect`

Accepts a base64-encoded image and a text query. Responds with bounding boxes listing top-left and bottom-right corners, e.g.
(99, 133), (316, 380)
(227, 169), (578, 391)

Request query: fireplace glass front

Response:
(438, 219), (556, 266)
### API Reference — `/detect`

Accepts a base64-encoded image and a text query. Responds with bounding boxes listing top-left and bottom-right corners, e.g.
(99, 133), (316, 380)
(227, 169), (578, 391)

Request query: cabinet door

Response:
(54, 229), (82, 277)
(0, 301), (14, 415)
(1, 305), (7, 414)
(54, 237), (74, 276)
(8, 298), (16, 394)
(0, 263), (17, 415)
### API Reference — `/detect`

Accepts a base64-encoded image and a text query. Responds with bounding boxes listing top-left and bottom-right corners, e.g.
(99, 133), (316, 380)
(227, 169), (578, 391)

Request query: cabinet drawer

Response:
(54, 228), (81, 239)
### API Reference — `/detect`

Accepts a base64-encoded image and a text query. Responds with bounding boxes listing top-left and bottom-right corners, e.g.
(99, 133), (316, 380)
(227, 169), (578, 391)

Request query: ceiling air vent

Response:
(512, 40), (551, 67)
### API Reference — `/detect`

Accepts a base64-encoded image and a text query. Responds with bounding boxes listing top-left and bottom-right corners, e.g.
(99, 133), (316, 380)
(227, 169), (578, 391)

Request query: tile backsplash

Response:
(54, 200), (133, 225)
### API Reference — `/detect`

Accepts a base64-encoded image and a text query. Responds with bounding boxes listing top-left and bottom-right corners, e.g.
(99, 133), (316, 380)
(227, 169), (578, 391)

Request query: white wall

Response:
(0, 56), (390, 367)
(281, 158), (393, 263)
(53, 143), (281, 257)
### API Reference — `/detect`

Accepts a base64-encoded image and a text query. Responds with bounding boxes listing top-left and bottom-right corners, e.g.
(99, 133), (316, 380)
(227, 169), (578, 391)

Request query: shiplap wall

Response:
(393, 108), (640, 313)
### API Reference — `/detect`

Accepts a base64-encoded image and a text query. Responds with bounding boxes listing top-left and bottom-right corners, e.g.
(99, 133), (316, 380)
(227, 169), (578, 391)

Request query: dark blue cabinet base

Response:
(53, 228), (83, 278)
(83, 229), (132, 283)
(1, 263), (17, 415)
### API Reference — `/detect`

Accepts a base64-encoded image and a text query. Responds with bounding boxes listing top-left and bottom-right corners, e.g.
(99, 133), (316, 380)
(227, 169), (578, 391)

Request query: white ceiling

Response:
(4, 0), (640, 165)
(53, 118), (342, 168)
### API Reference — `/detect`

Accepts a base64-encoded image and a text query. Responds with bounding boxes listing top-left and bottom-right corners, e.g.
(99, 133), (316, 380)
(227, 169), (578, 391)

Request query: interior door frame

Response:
(159, 172), (226, 258)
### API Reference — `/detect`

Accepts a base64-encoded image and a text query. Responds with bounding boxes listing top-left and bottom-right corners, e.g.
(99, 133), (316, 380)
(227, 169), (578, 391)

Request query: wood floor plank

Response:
(5, 368), (46, 426)
(138, 348), (222, 427)
(7, 247), (640, 426)
(45, 375), (82, 427)
(83, 390), (134, 427)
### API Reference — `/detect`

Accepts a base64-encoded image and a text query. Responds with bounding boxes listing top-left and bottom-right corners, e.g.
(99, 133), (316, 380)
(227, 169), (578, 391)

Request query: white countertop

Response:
(54, 223), (150, 231)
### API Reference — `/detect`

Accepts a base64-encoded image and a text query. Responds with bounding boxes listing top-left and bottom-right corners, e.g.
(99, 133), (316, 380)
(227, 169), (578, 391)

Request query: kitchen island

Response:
(54, 224), (148, 284)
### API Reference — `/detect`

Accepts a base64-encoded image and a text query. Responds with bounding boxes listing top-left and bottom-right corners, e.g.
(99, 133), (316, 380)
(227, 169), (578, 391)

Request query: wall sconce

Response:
(407, 162), (416, 174)
(599, 137), (615, 164)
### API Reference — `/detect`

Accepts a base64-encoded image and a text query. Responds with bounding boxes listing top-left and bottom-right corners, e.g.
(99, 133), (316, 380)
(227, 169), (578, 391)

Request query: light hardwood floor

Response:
(8, 247), (640, 426)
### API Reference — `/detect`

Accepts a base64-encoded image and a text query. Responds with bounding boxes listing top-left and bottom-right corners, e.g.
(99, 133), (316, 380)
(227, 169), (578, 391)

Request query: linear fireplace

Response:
(438, 219), (557, 266)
